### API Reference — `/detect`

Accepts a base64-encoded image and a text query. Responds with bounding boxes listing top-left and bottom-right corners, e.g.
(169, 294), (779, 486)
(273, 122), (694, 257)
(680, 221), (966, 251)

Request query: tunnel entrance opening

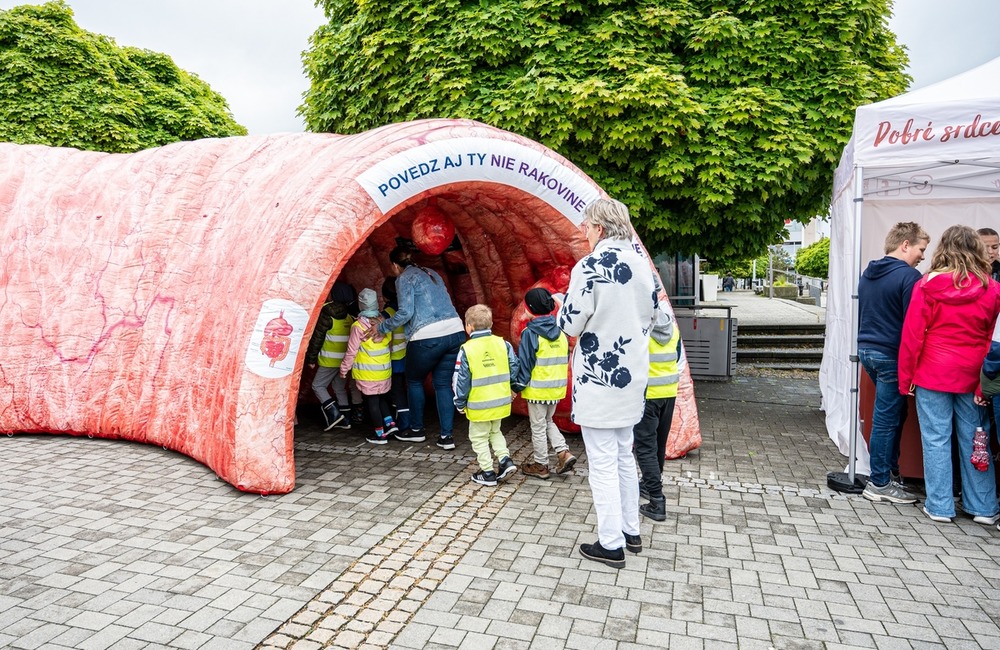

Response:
(295, 185), (589, 430)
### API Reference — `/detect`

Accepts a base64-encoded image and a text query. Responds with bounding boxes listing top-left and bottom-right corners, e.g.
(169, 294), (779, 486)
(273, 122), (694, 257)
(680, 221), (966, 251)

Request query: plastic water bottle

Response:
(972, 426), (990, 472)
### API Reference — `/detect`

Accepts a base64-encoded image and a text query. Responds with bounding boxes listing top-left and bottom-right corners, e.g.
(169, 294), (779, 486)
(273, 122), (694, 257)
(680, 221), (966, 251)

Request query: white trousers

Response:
(581, 425), (640, 550)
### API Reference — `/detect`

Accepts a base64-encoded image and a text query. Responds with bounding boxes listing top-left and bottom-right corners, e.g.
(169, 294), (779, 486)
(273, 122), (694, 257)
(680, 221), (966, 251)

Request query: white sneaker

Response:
(922, 506), (953, 523)
(863, 480), (918, 504)
(956, 503), (999, 525)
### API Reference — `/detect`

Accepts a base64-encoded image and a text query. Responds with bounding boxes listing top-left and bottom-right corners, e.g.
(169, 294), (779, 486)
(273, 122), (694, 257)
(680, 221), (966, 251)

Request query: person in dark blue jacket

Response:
(858, 221), (928, 504)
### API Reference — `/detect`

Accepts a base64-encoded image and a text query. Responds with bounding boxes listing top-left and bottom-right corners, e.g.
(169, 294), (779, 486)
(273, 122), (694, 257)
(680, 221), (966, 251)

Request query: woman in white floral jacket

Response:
(558, 198), (658, 568)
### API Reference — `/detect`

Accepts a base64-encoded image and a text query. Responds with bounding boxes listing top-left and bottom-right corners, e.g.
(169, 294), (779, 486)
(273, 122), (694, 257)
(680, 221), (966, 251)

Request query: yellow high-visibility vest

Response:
(318, 316), (353, 368)
(463, 335), (513, 421)
(383, 306), (407, 362)
(646, 327), (680, 399)
(521, 333), (568, 402)
(350, 321), (391, 382)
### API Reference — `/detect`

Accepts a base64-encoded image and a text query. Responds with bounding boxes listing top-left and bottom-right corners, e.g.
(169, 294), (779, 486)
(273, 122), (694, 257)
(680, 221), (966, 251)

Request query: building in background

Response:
(780, 217), (830, 258)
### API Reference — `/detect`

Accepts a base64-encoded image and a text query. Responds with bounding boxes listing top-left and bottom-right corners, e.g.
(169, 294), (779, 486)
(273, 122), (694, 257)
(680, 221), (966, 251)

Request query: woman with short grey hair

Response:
(581, 197), (634, 241)
(558, 198), (658, 568)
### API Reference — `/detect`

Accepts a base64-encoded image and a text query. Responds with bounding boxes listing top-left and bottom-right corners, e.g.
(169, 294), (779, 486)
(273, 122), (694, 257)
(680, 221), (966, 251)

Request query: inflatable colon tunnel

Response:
(1, 118), (701, 494)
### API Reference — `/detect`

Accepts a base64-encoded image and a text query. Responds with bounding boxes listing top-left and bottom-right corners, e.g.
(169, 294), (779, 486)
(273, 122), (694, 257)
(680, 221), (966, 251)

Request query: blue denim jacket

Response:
(378, 265), (460, 340)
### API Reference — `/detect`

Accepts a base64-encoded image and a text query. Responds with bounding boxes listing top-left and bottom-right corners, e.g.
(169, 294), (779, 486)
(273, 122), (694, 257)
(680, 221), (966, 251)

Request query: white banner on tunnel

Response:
(355, 137), (601, 223)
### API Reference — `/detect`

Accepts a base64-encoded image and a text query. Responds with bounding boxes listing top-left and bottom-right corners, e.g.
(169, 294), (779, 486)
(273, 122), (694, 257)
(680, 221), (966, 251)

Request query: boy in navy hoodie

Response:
(858, 222), (928, 504)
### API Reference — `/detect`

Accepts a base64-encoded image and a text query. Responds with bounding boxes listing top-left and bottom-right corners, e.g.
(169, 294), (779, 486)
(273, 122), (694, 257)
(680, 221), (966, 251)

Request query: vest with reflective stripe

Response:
(521, 333), (569, 402)
(350, 321), (392, 381)
(318, 316), (353, 367)
(463, 335), (513, 421)
(646, 327), (680, 399)
(383, 306), (407, 362)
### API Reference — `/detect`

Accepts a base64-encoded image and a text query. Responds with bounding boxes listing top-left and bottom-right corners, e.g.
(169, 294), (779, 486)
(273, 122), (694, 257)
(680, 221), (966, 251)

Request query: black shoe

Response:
(437, 435), (456, 450)
(623, 532), (642, 554)
(497, 456), (517, 480)
(320, 399), (346, 431)
(383, 420), (399, 437)
(394, 429), (425, 442)
(366, 430), (389, 445)
(579, 540), (625, 569)
(350, 408), (364, 426)
(471, 470), (498, 486)
(640, 497), (667, 522)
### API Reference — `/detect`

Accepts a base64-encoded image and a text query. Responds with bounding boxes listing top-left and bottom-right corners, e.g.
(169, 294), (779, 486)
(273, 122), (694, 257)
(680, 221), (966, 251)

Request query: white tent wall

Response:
(820, 168), (864, 469)
(820, 56), (1000, 477)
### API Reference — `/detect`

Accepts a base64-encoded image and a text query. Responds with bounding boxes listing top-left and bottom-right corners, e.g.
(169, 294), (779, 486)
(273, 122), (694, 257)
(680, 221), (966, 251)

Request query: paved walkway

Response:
(6, 295), (1000, 649)
(704, 289), (826, 327)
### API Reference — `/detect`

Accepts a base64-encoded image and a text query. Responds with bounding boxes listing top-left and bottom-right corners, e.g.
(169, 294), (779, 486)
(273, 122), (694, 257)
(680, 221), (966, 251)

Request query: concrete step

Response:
(737, 361), (822, 371)
(737, 348), (824, 361)
(734, 323), (825, 371)
(737, 323), (826, 336)
(738, 334), (825, 348)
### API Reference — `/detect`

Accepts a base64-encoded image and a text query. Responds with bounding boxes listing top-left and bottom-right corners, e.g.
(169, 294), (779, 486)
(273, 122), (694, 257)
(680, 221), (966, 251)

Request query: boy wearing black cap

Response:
(513, 287), (577, 479)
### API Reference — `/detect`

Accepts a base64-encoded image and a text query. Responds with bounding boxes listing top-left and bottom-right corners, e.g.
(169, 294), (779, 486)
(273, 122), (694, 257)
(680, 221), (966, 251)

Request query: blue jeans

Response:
(404, 331), (465, 438)
(915, 387), (998, 519)
(858, 349), (907, 487)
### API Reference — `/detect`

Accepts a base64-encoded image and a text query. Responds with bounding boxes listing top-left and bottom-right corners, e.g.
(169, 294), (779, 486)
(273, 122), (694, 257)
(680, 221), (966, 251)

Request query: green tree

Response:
(728, 254), (766, 280)
(795, 236), (830, 279)
(0, 1), (246, 153)
(301, 0), (907, 261)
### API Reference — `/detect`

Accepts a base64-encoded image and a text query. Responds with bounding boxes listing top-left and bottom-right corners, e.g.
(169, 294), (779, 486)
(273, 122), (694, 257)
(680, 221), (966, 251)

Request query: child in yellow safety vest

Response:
(380, 276), (410, 436)
(340, 288), (398, 445)
(512, 287), (577, 479)
(453, 304), (520, 487)
(633, 304), (683, 522)
(307, 281), (363, 430)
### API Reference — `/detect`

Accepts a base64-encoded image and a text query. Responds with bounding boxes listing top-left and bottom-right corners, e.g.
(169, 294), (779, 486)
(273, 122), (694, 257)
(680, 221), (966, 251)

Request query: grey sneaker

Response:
(862, 480), (918, 504)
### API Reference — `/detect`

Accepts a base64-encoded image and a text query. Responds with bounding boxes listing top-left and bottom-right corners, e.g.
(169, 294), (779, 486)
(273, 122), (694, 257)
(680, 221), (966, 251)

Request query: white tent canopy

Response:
(821, 56), (1000, 475)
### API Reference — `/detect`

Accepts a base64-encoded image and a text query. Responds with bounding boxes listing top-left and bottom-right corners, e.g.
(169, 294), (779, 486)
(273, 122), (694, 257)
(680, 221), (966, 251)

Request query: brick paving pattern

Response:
(4, 367), (1000, 648)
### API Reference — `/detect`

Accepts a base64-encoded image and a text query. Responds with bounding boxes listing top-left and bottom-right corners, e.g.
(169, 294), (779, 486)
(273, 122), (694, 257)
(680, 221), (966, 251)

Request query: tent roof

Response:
(879, 56), (1000, 107)
(834, 56), (1000, 198)
(851, 55), (1000, 168)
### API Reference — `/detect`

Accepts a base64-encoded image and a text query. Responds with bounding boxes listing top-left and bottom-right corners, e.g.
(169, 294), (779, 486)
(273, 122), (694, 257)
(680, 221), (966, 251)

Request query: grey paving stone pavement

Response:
(5, 294), (1000, 649)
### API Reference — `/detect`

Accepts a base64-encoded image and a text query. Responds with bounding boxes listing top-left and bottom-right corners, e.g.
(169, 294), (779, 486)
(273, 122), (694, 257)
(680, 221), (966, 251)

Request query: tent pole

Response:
(828, 164), (867, 493)
(848, 165), (864, 485)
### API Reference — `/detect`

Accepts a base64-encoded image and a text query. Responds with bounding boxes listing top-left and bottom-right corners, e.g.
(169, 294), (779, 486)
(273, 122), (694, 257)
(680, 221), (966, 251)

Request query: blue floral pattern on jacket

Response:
(577, 332), (633, 388)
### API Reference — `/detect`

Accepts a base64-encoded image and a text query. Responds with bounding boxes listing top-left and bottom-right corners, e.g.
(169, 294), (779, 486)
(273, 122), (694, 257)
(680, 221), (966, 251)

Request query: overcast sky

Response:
(2, 0), (999, 135)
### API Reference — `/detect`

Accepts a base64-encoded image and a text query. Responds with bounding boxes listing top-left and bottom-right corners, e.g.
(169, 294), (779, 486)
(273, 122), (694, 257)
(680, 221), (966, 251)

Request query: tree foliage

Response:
(0, 1), (246, 153)
(301, 0), (907, 261)
(795, 236), (830, 279)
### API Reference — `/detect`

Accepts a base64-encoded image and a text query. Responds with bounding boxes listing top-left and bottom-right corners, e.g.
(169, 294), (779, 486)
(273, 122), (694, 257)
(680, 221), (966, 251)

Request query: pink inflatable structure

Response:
(0, 119), (700, 493)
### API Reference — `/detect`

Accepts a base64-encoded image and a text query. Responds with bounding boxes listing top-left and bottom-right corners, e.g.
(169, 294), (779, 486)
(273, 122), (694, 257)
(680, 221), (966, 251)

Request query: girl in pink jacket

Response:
(899, 225), (1000, 524)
